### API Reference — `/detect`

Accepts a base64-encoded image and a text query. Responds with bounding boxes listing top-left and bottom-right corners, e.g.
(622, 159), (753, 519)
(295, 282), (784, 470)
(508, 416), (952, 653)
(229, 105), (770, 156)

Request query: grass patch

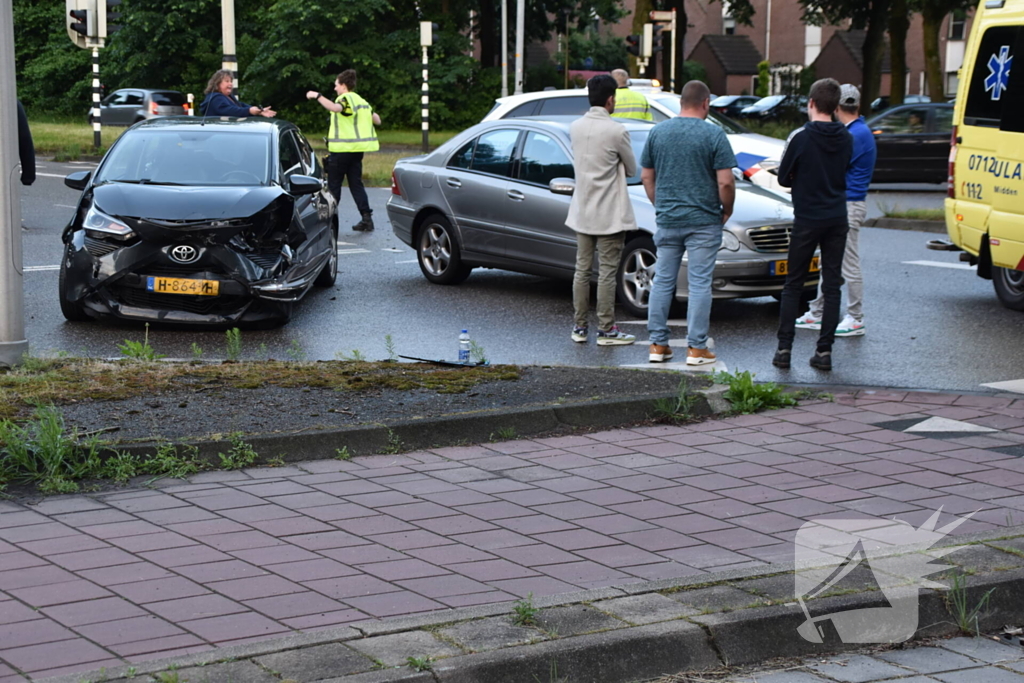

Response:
(653, 377), (698, 422)
(511, 593), (539, 626)
(0, 358), (520, 422)
(28, 120), (126, 157)
(882, 207), (944, 221)
(713, 369), (798, 414)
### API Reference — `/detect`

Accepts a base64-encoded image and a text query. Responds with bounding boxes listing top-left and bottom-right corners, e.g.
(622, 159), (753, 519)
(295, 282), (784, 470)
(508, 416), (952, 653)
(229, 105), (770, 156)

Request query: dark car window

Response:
(538, 97), (589, 116)
(517, 131), (574, 186)
(103, 92), (121, 106)
(296, 134), (315, 173)
(279, 132), (302, 177)
(124, 91), (144, 106)
(964, 25), (1024, 128)
(469, 129), (520, 177)
(151, 91), (186, 106)
(96, 130), (271, 185)
(109, 91), (130, 105)
(505, 101), (541, 118)
(872, 107), (930, 134)
(627, 130), (649, 185)
(448, 139), (475, 169)
(932, 106), (954, 134)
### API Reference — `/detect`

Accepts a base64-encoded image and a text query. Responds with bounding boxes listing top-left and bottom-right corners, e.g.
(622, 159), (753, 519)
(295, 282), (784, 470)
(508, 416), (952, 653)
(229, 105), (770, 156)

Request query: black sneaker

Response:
(352, 213), (374, 232)
(772, 349), (791, 369)
(810, 350), (833, 371)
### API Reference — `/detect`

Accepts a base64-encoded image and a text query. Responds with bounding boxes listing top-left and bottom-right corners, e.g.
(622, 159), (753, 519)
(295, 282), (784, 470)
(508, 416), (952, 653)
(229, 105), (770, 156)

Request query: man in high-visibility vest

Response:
(610, 69), (652, 122)
(307, 69), (382, 232)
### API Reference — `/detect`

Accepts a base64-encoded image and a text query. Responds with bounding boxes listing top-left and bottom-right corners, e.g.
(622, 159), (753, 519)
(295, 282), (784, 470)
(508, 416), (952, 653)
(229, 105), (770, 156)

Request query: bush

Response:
(756, 61), (770, 97)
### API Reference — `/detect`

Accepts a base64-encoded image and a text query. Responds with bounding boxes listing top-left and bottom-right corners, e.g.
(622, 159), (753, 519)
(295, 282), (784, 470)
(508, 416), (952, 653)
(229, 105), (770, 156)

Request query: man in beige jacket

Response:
(566, 74), (637, 346)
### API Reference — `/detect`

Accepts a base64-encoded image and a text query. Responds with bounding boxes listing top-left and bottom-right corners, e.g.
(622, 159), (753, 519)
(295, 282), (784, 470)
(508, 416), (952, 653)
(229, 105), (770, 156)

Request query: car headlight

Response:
(83, 204), (134, 240)
(720, 231), (740, 251)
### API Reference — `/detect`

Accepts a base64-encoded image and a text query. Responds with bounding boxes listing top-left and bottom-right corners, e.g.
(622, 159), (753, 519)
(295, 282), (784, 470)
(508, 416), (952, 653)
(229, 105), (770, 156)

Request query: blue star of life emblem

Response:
(985, 45), (1013, 101)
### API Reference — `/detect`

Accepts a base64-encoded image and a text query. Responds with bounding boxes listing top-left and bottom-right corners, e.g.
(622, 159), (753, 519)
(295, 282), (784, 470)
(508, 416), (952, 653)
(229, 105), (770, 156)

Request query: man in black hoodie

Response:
(772, 78), (852, 372)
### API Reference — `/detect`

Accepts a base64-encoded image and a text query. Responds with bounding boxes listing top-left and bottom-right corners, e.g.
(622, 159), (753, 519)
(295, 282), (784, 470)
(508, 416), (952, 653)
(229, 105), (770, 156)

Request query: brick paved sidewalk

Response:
(1, 389), (1024, 681)
(720, 635), (1024, 682)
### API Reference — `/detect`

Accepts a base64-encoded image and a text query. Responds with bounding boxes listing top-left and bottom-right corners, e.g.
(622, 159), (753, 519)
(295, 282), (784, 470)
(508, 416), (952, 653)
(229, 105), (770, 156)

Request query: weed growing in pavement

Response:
(406, 656), (432, 671)
(125, 666), (137, 678)
(117, 323), (166, 361)
(224, 328), (242, 361)
(370, 658), (387, 670)
(336, 446), (352, 460)
(257, 342), (269, 359)
(287, 339), (306, 361)
(265, 455), (286, 467)
(190, 343), (204, 361)
(100, 451), (141, 483)
(153, 673), (181, 683)
(491, 427), (518, 441)
(712, 369), (797, 414)
(384, 334), (397, 361)
(381, 429), (404, 455)
(534, 660), (568, 683)
(140, 443), (205, 479)
(336, 348), (367, 361)
(653, 377), (697, 422)
(469, 340), (488, 364)
(511, 593), (539, 626)
(946, 572), (995, 636)
(217, 433), (259, 470)
(0, 405), (102, 493)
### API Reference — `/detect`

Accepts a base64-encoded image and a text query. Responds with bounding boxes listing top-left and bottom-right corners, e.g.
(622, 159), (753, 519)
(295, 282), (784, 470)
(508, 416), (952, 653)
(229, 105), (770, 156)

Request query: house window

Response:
(948, 10), (966, 40)
(946, 71), (960, 96)
(723, 1), (736, 35)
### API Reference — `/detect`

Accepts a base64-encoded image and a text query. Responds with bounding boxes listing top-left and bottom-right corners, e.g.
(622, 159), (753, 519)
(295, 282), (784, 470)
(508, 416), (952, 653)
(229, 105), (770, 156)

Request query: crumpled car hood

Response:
(93, 183), (285, 221)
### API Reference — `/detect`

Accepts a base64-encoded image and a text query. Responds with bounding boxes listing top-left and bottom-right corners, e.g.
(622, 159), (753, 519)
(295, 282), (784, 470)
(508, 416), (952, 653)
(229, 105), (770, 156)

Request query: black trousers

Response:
(777, 221), (848, 352)
(327, 151), (371, 216)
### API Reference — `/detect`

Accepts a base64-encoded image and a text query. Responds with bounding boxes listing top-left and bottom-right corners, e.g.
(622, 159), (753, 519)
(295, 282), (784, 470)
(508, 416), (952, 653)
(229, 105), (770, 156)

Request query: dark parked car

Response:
(60, 117), (338, 327)
(89, 89), (188, 126)
(739, 95), (808, 121)
(710, 95), (760, 118)
(865, 102), (953, 183)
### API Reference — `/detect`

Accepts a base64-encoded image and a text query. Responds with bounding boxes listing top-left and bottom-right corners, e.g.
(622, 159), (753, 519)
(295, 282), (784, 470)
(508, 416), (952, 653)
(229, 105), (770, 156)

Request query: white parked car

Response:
(482, 88), (787, 190)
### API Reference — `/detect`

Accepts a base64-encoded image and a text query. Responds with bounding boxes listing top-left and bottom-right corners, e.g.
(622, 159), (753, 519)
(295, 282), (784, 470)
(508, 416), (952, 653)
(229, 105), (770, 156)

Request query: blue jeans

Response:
(648, 224), (722, 348)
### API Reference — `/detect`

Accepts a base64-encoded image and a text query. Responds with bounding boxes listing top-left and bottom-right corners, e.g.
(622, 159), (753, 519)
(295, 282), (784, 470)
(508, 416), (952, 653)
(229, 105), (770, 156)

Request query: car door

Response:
(280, 131), (321, 260)
(439, 128), (520, 259)
(922, 106), (955, 183)
(869, 106), (933, 182)
(502, 128), (578, 270)
(121, 90), (145, 124)
(101, 90), (128, 125)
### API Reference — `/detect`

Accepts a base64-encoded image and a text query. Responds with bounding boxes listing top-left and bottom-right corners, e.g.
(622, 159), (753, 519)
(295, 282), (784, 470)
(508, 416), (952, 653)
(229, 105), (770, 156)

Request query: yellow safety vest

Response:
(612, 88), (653, 121)
(328, 92), (379, 153)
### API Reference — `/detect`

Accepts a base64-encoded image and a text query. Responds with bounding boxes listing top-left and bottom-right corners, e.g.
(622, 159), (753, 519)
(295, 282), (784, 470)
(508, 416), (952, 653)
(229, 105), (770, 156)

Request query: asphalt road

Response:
(18, 161), (1024, 394)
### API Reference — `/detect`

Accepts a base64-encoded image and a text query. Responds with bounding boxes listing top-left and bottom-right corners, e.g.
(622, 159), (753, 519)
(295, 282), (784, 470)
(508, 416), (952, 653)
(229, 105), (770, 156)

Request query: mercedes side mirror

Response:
(548, 177), (575, 196)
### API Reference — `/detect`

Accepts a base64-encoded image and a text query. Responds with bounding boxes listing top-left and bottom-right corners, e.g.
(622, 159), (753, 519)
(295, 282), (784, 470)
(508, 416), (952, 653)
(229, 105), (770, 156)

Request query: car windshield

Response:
(751, 95), (786, 108)
(711, 96), (738, 106)
(96, 130), (271, 186)
(651, 96), (749, 134)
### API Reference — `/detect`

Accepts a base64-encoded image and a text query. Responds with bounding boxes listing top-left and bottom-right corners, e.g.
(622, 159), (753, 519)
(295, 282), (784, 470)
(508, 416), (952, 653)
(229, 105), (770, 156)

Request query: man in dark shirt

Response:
(772, 78), (852, 371)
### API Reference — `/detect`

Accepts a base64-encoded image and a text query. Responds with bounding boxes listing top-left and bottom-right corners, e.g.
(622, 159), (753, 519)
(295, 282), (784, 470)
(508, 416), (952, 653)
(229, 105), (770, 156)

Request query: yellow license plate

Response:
(146, 276), (220, 296)
(772, 257), (820, 276)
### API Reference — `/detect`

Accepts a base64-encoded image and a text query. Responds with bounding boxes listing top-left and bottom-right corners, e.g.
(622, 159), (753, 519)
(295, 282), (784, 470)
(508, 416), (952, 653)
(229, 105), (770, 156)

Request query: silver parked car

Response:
(387, 117), (818, 318)
(89, 88), (188, 126)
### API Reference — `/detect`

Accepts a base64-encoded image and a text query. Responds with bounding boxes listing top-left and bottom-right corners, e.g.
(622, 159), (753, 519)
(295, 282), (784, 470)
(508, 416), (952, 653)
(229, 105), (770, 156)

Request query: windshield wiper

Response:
(107, 179), (186, 186)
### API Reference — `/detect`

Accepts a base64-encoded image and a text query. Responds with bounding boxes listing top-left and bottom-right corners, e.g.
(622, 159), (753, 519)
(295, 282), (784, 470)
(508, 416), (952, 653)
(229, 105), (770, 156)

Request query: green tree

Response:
(756, 60), (770, 97)
(889, 0), (910, 107)
(914, 0), (972, 101)
(13, 0), (90, 115)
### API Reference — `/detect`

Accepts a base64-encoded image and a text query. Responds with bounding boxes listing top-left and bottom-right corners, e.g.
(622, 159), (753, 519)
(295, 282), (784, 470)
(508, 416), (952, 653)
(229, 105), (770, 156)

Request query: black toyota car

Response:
(60, 117), (337, 327)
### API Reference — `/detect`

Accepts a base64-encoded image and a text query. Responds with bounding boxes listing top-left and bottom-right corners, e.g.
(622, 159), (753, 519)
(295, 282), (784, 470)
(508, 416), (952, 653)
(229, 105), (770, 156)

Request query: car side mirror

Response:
(288, 174), (321, 196)
(548, 177), (575, 196)
(65, 171), (91, 191)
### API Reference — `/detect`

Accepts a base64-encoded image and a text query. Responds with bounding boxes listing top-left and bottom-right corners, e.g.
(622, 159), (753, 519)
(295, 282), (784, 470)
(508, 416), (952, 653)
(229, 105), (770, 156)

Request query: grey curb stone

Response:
(864, 216), (946, 233)
(430, 620), (719, 683)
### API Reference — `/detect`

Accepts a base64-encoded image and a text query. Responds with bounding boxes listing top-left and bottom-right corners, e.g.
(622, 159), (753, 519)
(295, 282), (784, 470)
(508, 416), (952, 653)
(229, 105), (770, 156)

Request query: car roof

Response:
(495, 87), (672, 105)
(112, 88), (185, 95)
(510, 115), (654, 134)
(132, 116), (297, 133)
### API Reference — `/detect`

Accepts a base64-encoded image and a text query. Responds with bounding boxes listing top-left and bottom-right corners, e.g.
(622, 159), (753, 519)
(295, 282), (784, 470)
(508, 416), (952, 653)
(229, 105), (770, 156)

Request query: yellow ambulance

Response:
(942, 0), (1024, 310)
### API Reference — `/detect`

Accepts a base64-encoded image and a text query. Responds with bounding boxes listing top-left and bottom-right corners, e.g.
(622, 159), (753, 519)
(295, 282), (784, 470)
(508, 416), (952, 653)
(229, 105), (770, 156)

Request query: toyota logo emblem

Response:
(170, 245), (199, 263)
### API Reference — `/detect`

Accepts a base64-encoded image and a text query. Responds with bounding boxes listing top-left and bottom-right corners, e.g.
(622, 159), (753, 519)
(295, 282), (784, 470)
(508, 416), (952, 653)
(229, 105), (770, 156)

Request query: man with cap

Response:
(794, 83), (876, 338)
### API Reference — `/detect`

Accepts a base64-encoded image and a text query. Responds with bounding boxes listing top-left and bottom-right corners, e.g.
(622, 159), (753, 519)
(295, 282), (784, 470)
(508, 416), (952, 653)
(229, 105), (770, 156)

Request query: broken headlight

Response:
(83, 204), (135, 240)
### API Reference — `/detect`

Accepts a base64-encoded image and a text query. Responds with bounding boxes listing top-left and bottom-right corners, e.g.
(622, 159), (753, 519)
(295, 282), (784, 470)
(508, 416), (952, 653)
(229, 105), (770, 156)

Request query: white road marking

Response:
(902, 260), (974, 271)
(37, 172), (72, 178)
(618, 319), (688, 327)
(903, 416), (997, 433)
(25, 265), (59, 272)
(396, 259), (419, 264)
(338, 249), (370, 255)
(338, 241), (357, 246)
(382, 247), (404, 253)
(56, 204), (77, 209)
(981, 378), (1024, 395)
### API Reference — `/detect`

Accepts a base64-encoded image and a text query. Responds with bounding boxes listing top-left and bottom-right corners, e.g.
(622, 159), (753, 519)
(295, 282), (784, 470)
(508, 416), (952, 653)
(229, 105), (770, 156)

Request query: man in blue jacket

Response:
(199, 70), (276, 118)
(794, 83), (876, 338)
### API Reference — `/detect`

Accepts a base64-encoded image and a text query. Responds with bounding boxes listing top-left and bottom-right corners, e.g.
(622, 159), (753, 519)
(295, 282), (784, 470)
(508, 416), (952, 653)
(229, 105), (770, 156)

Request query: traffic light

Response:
(69, 8), (88, 36)
(626, 34), (641, 57)
(651, 24), (665, 54)
(101, 0), (122, 36)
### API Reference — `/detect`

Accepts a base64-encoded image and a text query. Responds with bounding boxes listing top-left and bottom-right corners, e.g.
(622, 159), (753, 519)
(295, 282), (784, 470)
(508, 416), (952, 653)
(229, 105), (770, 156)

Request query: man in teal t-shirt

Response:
(640, 80), (736, 367)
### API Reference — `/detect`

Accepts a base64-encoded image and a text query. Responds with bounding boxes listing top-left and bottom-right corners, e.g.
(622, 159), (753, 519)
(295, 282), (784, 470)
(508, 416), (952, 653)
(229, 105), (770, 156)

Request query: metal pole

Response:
(221, 0), (237, 93)
(0, 0), (29, 367)
(91, 47), (101, 147)
(499, 0), (507, 97)
(564, 19), (569, 89)
(422, 45), (429, 153)
(670, 10), (677, 92)
(514, 0), (524, 94)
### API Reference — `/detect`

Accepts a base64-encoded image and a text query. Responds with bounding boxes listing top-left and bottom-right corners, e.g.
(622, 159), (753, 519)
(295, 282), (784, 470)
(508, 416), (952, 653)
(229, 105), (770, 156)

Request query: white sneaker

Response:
(835, 315), (866, 337)
(794, 312), (822, 330)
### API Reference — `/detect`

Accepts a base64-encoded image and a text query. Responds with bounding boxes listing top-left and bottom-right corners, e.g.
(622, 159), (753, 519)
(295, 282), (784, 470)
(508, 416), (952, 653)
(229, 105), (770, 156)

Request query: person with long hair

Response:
(199, 70), (275, 118)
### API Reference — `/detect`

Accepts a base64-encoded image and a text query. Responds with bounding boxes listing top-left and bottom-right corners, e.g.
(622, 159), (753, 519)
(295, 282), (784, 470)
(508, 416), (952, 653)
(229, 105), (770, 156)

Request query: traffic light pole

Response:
(0, 0), (29, 367)
(221, 0), (237, 93)
(514, 0), (524, 94)
(91, 47), (101, 148)
(420, 22), (431, 154)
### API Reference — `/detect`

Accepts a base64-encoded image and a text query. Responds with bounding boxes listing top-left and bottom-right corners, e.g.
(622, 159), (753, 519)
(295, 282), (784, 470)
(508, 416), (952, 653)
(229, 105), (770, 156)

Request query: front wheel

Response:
(993, 266), (1024, 311)
(58, 246), (90, 322)
(314, 226), (338, 287)
(416, 214), (472, 285)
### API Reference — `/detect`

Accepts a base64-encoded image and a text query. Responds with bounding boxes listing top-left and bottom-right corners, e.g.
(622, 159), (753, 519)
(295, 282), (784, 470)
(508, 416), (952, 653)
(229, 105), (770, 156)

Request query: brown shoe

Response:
(649, 343), (673, 363)
(686, 347), (717, 366)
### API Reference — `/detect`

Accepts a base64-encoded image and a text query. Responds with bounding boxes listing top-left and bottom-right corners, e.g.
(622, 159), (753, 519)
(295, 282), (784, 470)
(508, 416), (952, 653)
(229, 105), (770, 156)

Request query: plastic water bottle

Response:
(458, 330), (471, 363)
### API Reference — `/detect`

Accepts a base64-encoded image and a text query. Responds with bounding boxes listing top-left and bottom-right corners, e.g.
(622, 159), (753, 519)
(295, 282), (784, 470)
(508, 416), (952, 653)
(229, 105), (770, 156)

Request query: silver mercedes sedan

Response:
(386, 117), (817, 318)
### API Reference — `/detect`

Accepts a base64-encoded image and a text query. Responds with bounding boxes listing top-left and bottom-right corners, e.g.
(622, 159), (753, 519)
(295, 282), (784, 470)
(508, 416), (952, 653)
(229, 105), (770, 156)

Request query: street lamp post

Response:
(514, 0), (524, 94)
(501, 0), (508, 97)
(221, 0), (237, 93)
(0, 0), (29, 367)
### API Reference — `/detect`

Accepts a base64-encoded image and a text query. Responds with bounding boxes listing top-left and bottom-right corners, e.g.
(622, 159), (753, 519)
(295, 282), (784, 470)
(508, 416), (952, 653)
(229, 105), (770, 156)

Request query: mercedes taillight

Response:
(947, 124), (957, 199)
(391, 171), (402, 196)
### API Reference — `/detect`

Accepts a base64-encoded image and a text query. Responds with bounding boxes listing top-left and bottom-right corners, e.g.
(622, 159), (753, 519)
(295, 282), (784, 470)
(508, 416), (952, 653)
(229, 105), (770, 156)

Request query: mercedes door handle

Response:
(507, 190), (525, 201)
(446, 178), (462, 188)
